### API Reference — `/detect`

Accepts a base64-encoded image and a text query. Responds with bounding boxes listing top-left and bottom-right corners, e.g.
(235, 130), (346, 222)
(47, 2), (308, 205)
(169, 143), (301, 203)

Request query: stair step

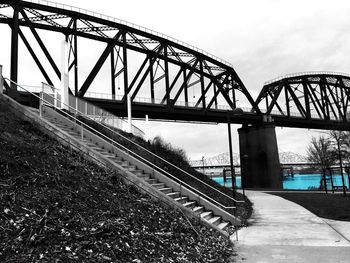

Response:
(121, 162), (129, 168)
(45, 117), (57, 122)
(42, 112), (233, 235)
(159, 188), (172, 194)
(102, 154), (117, 159)
(131, 169), (144, 175)
(200, 211), (213, 220)
(136, 173), (150, 180)
(144, 178), (158, 184)
(193, 206), (204, 214)
(217, 221), (230, 230)
(151, 183), (166, 189)
(67, 130), (78, 134)
(183, 201), (196, 209)
(174, 196), (188, 204)
(90, 147), (105, 152)
(207, 216), (221, 226)
(166, 192), (180, 198)
(106, 156), (119, 160)
(128, 165), (137, 171)
(106, 156), (123, 162)
(113, 156), (123, 161)
(70, 134), (83, 139)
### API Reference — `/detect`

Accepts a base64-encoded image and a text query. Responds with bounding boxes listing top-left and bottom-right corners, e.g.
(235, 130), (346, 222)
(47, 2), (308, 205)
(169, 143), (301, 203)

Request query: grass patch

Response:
(271, 192), (350, 221)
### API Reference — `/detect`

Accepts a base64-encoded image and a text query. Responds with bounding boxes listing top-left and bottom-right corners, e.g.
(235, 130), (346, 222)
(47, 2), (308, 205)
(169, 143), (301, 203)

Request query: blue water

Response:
(213, 174), (350, 190)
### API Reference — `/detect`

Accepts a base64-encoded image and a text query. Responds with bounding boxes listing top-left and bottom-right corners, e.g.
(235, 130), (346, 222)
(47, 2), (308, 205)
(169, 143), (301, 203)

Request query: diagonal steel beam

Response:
(126, 56), (149, 95)
(206, 85), (221, 110)
(212, 74), (233, 109)
(323, 78), (343, 120)
(20, 9), (61, 79)
(160, 68), (183, 104)
(307, 82), (325, 118)
(131, 47), (164, 100)
(18, 28), (53, 86)
(284, 83), (308, 118)
(24, 8), (63, 28)
(171, 59), (199, 104)
(267, 90), (284, 115)
(195, 81), (212, 108)
(303, 82), (322, 119)
(79, 31), (122, 97)
(10, 7), (19, 87)
(128, 32), (148, 51)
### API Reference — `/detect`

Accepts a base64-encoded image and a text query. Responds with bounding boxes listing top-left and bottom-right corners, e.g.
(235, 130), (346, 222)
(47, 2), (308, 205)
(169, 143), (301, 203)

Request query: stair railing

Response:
(68, 94), (144, 138)
(4, 78), (242, 212)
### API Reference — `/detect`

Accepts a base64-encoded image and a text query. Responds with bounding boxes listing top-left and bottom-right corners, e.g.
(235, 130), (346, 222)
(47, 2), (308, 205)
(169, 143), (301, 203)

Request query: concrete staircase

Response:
(42, 111), (235, 233)
(0, 91), (241, 236)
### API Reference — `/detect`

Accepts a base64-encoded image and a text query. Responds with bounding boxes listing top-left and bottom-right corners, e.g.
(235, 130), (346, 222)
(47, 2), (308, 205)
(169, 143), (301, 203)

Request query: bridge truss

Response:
(0, 0), (261, 123)
(256, 72), (350, 130)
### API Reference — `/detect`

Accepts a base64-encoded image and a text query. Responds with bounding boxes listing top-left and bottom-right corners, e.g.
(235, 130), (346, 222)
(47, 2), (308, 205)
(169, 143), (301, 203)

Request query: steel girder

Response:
(0, 0), (261, 119)
(255, 72), (350, 130)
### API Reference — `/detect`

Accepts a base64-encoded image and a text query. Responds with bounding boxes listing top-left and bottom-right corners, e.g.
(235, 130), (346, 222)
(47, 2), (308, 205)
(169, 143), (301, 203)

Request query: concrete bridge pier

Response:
(238, 120), (282, 189)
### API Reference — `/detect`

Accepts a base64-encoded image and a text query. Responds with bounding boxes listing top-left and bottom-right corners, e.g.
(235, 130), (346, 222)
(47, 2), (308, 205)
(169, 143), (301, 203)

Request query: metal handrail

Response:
(69, 94), (144, 137)
(10, 83), (145, 137)
(85, 90), (254, 113)
(4, 78), (242, 209)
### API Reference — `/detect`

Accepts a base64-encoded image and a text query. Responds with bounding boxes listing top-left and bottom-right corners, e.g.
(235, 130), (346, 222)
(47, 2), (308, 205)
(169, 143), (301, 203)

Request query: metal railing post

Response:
(75, 96), (78, 116)
(0, 65), (3, 94)
(81, 125), (84, 141)
(54, 86), (58, 108)
(39, 83), (44, 117)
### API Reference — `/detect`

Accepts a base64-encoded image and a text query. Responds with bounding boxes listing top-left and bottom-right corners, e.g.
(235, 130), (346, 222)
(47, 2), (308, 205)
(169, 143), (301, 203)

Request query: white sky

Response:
(1, 0), (350, 160)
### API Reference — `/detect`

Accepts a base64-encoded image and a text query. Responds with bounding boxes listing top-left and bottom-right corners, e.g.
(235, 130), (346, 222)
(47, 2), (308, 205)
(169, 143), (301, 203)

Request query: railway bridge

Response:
(1, 0), (350, 188)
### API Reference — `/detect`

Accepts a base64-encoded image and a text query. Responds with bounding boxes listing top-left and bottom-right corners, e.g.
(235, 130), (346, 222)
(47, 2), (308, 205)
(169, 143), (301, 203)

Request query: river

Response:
(212, 173), (350, 190)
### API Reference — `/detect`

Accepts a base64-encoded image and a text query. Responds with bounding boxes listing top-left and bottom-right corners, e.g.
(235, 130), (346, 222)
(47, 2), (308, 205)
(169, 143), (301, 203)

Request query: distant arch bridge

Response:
(1, 1), (350, 130)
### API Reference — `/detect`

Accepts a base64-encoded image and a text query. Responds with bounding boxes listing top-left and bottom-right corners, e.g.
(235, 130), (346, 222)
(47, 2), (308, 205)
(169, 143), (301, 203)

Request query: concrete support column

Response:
(238, 123), (282, 189)
(61, 39), (69, 110)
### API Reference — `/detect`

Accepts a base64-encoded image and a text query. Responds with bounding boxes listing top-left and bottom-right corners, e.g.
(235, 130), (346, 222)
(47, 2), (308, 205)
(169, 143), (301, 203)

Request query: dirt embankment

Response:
(0, 102), (235, 262)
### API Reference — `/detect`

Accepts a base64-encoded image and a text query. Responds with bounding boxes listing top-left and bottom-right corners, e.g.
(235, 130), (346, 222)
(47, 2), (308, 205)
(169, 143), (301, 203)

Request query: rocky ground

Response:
(0, 102), (236, 262)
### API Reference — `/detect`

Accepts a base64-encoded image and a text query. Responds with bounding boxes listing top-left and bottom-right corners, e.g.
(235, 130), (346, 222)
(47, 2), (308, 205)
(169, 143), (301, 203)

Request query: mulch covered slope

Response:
(0, 102), (235, 262)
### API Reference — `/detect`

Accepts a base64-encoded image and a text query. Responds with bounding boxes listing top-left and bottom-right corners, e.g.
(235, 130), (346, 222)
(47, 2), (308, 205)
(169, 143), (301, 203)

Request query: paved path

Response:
(231, 191), (350, 262)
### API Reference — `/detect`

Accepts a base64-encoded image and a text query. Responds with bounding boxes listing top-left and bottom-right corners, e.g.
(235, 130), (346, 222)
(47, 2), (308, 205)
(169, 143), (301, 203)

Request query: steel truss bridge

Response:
(1, 1), (350, 130)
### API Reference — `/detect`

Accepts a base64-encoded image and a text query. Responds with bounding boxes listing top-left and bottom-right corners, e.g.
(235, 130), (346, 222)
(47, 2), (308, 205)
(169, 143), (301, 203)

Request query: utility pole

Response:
(227, 111), (236, 199)
(336, 138), (346, 197)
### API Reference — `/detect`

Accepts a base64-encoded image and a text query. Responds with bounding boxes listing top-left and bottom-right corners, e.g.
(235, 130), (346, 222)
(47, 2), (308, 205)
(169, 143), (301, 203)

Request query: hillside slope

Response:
(0, 102), (234, 262)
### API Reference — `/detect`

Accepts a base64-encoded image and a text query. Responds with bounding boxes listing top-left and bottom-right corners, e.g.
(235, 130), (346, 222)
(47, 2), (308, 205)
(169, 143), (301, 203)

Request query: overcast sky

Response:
(2, 0), (350, 161)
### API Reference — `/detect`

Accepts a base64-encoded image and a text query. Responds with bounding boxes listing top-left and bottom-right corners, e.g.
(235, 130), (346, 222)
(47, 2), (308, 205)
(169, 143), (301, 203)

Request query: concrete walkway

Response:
(232, 191), (350, 262)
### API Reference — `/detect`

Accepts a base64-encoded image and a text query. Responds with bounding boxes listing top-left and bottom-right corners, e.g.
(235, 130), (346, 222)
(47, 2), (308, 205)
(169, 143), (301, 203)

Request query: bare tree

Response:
(341, 131), (350, 189)
(329, 131), (347, 196)
(307, 136), (336, 193)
